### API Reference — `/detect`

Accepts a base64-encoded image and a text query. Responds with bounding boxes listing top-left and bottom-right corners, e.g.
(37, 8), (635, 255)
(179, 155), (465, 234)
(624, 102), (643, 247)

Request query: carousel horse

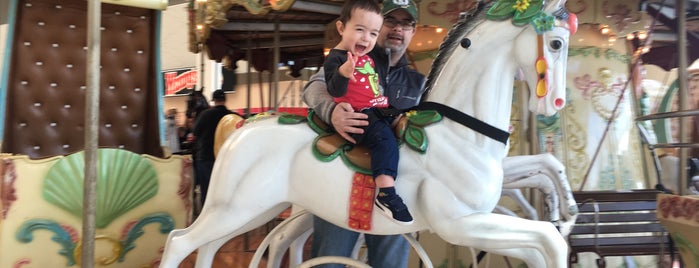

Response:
(159, 0), (577, 267)
(186, 89), (210, 120)
(251, 153), (578, 268)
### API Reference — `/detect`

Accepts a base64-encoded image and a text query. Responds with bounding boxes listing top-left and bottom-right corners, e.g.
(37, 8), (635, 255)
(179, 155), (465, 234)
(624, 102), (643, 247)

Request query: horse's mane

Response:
(186, 90), (210, 120)
(421, 1), (492, 101)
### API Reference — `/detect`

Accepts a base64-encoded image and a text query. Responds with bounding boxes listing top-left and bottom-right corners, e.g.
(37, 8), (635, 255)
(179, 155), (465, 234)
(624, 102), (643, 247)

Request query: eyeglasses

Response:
(383, 18), (416, 30)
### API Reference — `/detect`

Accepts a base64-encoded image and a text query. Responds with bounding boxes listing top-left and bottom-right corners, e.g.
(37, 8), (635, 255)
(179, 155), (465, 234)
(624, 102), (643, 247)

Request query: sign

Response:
(163, 68), (198, 96)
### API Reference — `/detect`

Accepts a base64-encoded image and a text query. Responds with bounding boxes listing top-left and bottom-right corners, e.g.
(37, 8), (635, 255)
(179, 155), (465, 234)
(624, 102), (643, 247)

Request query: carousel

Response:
(0, 0), (698, 268)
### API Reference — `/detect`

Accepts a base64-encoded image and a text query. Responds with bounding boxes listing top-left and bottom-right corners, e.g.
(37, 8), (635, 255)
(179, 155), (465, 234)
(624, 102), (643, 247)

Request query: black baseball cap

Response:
(212, 89), (226, 101)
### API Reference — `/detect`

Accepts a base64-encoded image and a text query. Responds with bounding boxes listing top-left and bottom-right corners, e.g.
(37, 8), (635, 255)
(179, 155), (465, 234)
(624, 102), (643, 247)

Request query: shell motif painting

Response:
(42, 148), (159, 228)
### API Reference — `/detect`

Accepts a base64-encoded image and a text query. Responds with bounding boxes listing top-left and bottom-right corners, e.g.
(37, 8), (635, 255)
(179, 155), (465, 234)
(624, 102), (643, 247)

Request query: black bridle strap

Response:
(414, 101), (510, 145)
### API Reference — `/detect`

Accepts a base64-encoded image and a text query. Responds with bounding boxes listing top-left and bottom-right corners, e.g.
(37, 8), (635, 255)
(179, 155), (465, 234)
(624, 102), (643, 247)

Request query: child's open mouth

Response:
(354, 44), (368, 55)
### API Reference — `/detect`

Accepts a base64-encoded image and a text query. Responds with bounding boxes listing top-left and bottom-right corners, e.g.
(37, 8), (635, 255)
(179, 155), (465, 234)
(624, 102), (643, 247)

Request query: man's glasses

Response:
(383, 18), (416, 30)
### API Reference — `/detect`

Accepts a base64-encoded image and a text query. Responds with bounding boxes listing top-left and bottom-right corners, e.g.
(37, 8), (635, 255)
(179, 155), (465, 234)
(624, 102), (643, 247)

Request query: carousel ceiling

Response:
(194, 0), (699, 75)
(192, 0), (343, 76)
(643, 0), (699, 70)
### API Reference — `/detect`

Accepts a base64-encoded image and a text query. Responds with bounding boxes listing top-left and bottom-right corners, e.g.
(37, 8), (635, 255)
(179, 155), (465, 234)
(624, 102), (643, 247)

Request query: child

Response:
(323, 0), (413, 225)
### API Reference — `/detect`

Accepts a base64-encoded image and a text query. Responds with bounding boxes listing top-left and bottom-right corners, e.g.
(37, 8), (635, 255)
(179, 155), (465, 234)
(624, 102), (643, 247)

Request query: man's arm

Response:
(303, 70), (368, 143)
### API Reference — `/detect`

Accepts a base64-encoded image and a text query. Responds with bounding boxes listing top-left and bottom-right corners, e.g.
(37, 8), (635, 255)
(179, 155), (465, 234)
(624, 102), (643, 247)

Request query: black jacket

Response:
(192, 105), (233, 161)
(369, 47), (426, 110)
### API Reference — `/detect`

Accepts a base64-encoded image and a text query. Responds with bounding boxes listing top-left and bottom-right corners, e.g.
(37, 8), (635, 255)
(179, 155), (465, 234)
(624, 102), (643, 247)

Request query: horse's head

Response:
(423, 0), (576, 119)
(503, 0), (577, 116)
(186, 90), (210, 119)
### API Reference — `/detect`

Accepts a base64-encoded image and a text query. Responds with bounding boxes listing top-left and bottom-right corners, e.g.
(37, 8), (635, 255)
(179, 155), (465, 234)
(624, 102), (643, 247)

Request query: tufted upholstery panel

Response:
(3, 0), (163, 159)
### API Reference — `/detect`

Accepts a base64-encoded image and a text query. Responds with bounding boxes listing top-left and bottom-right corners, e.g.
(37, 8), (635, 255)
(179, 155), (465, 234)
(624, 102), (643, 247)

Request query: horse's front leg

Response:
(418, 181), (567, 268)
(502, 154), (578, 236)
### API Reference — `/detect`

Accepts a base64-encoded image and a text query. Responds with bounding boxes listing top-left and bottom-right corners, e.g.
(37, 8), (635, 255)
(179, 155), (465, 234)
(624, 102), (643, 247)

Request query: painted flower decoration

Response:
(531, 12), (555, 34)
(486, 0), (545, 26)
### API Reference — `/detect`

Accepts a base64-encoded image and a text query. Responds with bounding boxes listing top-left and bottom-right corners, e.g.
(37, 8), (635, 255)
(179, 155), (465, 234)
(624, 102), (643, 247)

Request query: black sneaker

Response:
(375, 195), (414, 225)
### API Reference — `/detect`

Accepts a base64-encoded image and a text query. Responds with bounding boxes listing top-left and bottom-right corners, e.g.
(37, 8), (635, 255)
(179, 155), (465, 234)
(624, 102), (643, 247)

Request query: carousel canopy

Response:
(192, 0), (699, 74)
(643, 0), (699, 71)
(192, 0), (342, 77)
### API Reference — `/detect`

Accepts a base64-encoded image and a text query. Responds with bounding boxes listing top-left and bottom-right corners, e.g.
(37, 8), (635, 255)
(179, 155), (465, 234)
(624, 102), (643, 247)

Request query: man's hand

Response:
(331, 102), (368, 144)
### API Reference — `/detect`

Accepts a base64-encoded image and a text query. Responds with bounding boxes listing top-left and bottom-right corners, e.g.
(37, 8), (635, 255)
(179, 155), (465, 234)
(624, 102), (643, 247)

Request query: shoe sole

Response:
(374, 200), (414, 225)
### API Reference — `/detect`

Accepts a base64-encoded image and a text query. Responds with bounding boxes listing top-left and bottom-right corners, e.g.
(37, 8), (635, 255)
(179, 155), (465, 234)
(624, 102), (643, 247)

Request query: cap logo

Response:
(391, 0), (410, 6)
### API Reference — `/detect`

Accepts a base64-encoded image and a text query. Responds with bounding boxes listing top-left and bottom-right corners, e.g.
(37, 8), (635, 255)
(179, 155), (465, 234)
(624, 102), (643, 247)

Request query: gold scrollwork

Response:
(73, 235), (123, 266)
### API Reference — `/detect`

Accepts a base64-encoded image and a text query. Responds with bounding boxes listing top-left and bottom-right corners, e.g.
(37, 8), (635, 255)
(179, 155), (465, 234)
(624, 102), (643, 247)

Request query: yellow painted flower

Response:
(512, 0), (530, 12)
(406, 110), (418, 117)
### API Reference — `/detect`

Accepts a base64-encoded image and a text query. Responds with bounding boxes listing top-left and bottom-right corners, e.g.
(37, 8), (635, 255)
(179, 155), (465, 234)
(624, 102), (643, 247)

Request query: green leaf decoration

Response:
(487, 0), (547, 26)
(407, 110), (443, 126)
(278, 113), (307, 125)
(404, 125), (428, 153)
(513, 5), (543, 26)
(43, 149), (159, 228)
(486, 0), (517, 21)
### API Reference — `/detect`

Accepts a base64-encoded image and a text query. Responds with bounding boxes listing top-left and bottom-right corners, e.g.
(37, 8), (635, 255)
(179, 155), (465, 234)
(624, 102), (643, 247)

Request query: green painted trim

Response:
(654, 79), (680, 144)
(568, 46), (631, 64)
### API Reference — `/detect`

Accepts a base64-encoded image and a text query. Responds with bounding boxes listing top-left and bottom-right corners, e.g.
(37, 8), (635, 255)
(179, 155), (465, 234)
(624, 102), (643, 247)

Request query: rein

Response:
(415, 101), (510, 145)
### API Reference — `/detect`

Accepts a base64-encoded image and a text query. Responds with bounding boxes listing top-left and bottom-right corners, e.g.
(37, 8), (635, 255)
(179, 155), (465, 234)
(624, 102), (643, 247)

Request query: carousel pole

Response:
(677, 0), (690, 195)
(246, 35), (252, 116)
(273, 19), (280, 110)
(83, 0), (101, 267)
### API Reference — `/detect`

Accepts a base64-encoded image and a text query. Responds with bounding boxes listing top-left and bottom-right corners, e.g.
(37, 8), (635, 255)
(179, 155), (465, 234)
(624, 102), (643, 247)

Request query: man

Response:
(302, 0), (425, 266)
(192, 89), (233, 207)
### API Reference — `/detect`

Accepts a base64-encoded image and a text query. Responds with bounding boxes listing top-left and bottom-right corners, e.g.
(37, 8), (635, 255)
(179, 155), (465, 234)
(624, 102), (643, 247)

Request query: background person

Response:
(164, 107), (181, 154)
(192, 89), (234, 207)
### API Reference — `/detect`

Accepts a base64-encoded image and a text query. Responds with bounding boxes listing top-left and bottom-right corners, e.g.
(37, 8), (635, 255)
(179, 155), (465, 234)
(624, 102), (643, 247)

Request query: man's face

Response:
(378, 9), (416, 54)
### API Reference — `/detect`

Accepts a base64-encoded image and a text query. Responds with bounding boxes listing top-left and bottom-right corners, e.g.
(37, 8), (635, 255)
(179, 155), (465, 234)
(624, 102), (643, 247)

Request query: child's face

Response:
(336, 7), (383, 57)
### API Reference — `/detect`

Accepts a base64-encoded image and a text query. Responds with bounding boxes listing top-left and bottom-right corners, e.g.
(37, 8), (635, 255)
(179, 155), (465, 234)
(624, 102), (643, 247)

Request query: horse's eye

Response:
(550, 40), (562, 50)
(460, 38), (471, 49)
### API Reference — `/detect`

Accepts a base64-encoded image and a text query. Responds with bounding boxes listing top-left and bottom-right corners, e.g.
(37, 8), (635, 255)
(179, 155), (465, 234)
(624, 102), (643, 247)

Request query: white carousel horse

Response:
(251, 153), (578, 268)
(159, 0), (577, 267)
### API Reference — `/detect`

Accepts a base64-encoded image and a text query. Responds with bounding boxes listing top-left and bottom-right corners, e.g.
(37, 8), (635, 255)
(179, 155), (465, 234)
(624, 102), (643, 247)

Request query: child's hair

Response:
(338, 0), (382, 24)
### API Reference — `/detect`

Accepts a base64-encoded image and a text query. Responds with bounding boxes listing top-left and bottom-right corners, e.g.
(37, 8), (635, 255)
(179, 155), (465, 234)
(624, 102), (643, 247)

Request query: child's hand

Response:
(339, 51), (357, 82)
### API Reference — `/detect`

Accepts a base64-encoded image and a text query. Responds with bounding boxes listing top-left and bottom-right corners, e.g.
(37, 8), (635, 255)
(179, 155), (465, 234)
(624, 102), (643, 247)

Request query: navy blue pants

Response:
(352, 108), (399, 179)
(194, 159), (214, 206)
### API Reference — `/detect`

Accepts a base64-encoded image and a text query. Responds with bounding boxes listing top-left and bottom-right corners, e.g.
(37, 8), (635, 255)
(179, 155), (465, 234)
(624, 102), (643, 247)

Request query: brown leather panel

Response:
(3, 0), (162, 159)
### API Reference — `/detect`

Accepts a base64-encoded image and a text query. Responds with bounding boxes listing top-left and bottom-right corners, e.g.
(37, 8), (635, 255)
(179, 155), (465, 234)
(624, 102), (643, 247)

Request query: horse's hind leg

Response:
(160, 228), (196, 267)
(194, 234), (236, 268)
(160, 203), (286, 267)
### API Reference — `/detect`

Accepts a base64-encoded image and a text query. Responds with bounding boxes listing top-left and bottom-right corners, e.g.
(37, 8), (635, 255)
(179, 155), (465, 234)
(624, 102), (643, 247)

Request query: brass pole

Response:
(677, 0), (690, 195)
(83, 0), (101, 267)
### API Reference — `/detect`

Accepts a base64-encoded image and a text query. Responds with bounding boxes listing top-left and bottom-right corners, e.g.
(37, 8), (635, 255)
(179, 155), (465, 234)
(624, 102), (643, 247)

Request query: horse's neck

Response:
(426, 23), (518, 147)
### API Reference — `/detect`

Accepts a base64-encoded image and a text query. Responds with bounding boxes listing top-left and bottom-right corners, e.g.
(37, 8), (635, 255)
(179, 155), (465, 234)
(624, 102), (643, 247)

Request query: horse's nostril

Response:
(555, 98), (565, 108)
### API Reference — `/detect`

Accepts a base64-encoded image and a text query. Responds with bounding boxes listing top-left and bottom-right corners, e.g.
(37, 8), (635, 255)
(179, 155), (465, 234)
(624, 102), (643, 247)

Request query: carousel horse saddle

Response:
(279, 109), (442, 174)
